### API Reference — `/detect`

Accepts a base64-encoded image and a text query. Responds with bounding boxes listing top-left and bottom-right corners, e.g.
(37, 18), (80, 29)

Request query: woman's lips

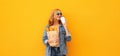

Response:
(57, 17), (60, 20)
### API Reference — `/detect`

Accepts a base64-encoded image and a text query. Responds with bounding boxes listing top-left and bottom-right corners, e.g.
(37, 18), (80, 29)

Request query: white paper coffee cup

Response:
(60, 16), (66, 24)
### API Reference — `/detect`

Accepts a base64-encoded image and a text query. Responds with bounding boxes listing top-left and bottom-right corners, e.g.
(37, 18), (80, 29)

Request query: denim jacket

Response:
(43, 24), (71, 56)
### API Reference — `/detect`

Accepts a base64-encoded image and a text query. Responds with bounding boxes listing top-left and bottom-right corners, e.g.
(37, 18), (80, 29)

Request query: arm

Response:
(63, 25), (71, 41)
(42, 26), (49, 45)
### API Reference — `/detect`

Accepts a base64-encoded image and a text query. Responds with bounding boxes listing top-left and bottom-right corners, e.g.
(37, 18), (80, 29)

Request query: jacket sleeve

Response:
(65, 29), (71, 41)
(42, 26), (49, 45)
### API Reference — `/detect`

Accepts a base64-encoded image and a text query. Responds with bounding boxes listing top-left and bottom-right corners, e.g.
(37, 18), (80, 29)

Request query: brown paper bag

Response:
(47, 31), (59, 47)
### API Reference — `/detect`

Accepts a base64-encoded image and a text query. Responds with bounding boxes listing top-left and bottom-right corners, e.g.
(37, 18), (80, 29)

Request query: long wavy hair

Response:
(48, 9), (62, 27)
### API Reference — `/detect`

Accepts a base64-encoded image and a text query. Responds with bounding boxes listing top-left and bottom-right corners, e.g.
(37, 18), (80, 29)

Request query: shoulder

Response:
(59, 24), (65, 28)
(45, 25), (49, 28)
(44, 24), (49, 29)
(43, 25), (49, 31)
(59, 24), (66, 32)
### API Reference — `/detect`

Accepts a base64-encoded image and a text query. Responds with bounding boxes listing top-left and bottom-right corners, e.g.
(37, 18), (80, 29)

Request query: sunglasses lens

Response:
(60, 13), (62, 15)
(56, 13), (59, 15)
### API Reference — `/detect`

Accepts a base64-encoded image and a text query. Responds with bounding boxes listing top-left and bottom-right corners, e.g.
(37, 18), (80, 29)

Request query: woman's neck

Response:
(53, 19), (59, 26)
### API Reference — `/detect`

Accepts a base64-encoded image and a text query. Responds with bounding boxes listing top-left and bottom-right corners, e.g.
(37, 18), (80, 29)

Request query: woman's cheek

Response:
(56, 17), (59, 20)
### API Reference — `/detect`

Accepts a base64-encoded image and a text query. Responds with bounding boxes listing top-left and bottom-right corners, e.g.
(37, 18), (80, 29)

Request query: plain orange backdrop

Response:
(0, 0), (120, 56)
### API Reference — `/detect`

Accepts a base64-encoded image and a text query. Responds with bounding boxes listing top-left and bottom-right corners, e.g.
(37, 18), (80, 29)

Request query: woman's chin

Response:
(57, 18), (60, 20)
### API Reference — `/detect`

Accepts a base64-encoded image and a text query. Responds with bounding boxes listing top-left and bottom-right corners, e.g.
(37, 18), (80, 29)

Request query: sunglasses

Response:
(56, 12), (62, 15)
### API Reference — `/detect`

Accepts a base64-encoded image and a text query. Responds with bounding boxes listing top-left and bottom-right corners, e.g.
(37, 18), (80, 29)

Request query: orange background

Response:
(0, 0), (120, 56)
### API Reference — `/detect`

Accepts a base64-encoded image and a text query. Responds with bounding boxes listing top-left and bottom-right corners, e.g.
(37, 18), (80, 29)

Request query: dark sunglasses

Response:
(56, 12), (62, 15)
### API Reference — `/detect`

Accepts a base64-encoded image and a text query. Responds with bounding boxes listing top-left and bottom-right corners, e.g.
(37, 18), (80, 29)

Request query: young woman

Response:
(43, 9), (71, 56)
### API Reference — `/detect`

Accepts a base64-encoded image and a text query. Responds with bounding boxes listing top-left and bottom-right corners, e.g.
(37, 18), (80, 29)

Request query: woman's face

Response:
(54, 11), (62, 20)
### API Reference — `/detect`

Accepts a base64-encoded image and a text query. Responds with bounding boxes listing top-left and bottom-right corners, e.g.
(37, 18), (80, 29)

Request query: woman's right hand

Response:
(48, 40), (52, 43)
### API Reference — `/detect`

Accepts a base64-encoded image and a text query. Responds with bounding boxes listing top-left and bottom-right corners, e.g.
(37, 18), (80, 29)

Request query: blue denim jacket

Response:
(43, 24), (71, 56)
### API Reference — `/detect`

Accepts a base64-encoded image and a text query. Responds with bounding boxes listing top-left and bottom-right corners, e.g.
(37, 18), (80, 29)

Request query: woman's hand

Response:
(48, 40), (52, 43)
